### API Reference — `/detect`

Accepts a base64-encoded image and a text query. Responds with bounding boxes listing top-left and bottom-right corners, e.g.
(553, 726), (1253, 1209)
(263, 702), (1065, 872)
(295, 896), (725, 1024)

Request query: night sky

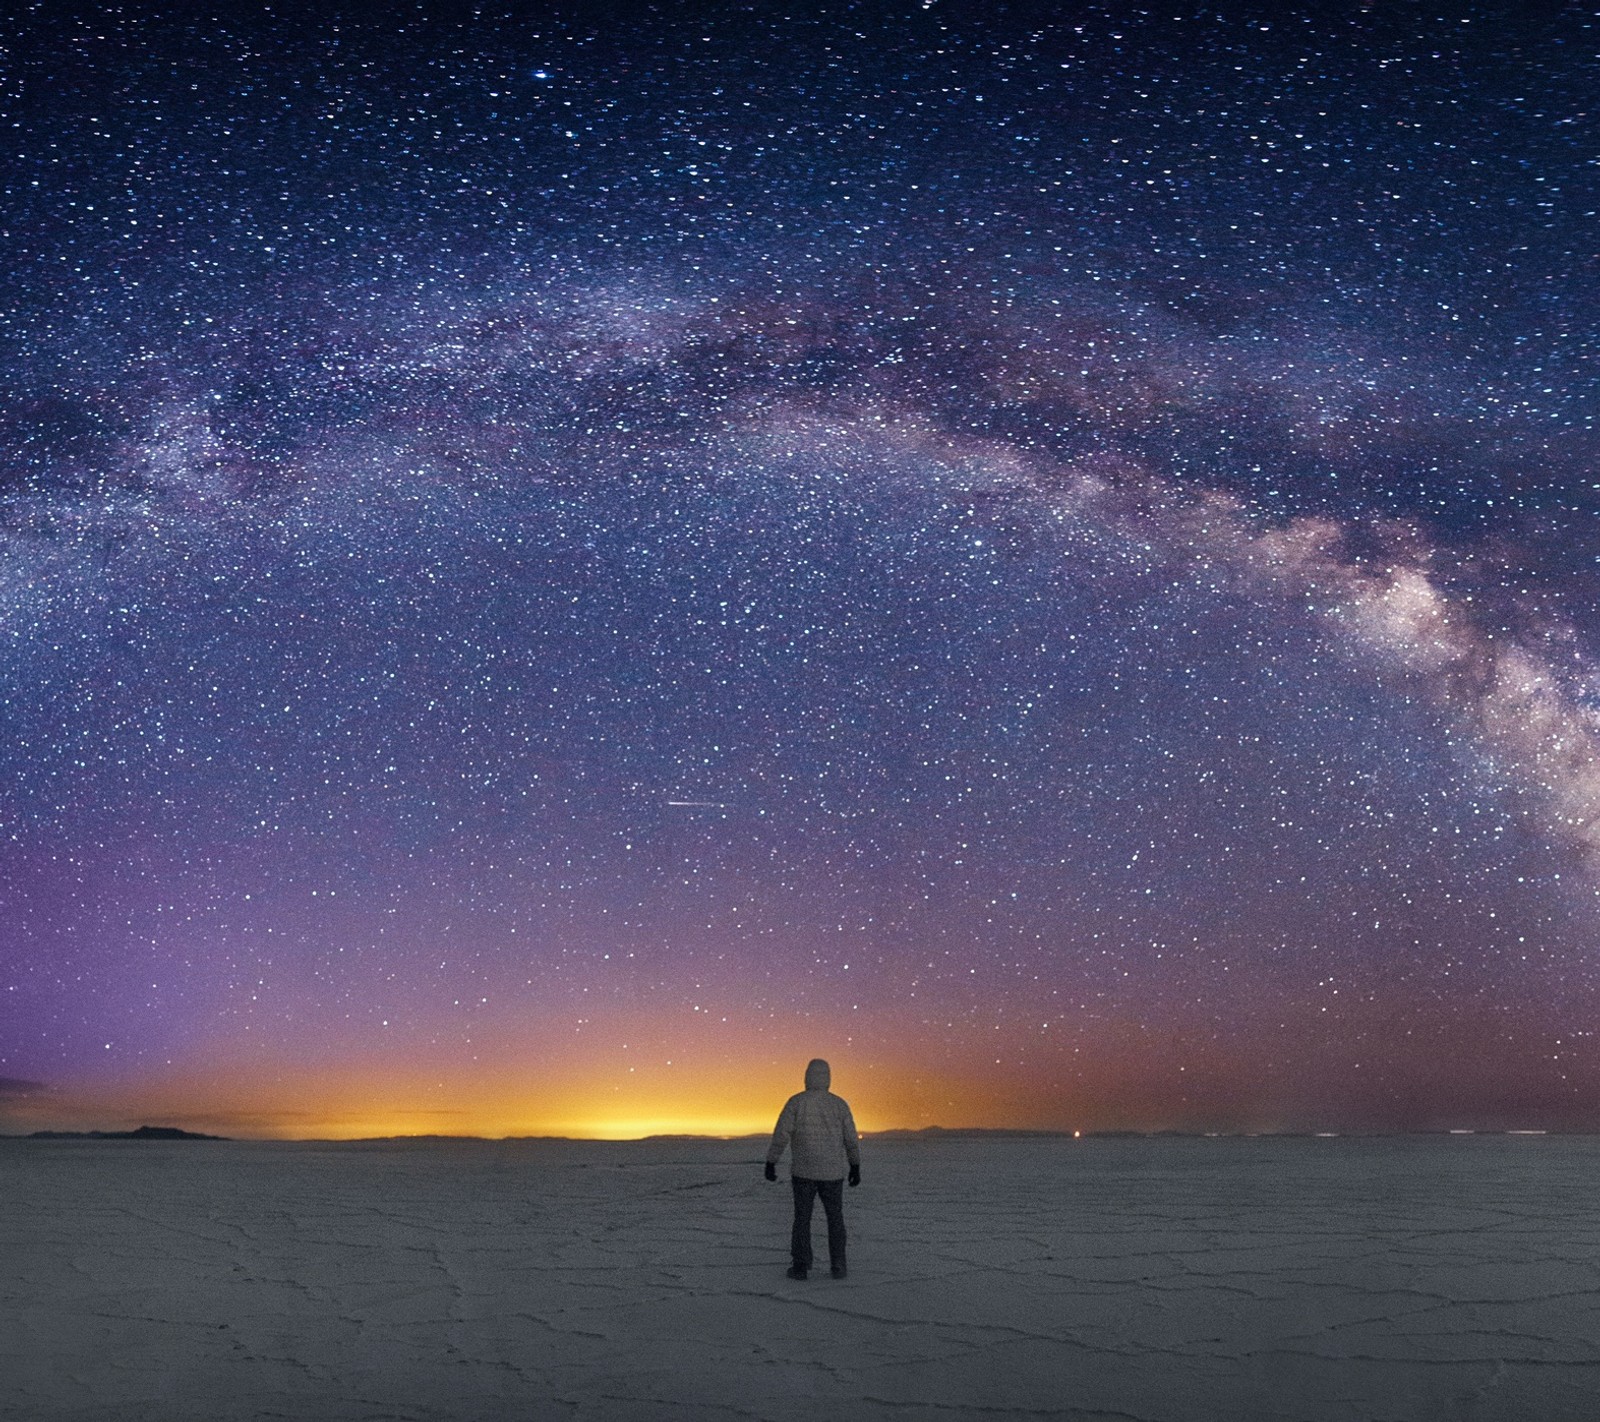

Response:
(2, 1), (1596, 1139)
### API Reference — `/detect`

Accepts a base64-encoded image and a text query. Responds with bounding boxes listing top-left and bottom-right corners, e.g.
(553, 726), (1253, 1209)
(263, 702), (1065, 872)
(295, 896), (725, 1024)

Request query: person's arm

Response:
(843, 1104), (861, 1185)
(766, 1097), (797, 1171)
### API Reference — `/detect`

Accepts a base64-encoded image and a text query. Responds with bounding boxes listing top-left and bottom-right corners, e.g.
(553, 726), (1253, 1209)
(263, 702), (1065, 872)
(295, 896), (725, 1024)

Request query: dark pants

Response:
(790, 1176), (846, 1270)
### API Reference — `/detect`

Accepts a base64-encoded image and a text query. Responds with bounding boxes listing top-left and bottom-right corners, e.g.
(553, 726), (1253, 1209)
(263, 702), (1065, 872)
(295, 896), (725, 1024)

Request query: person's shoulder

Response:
(828, 1091), (853, 1108)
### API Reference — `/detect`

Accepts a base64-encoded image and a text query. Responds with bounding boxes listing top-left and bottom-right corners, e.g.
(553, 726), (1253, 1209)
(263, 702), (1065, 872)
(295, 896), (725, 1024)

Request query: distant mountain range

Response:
(0, 1124), (1567, 1144)
(869, 1126), (1076, 1139)
(20, 1125), (228, 1141)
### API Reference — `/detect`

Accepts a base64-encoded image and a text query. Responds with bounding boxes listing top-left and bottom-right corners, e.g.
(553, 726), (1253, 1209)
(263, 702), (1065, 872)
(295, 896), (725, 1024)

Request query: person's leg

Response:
(790, 1176), (819, 1271)
(817, 1178), (846, 1273)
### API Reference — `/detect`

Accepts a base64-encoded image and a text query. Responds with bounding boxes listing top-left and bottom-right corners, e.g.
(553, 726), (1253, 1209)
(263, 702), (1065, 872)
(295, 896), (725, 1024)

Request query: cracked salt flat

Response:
(5, 1136), (1600, 1420)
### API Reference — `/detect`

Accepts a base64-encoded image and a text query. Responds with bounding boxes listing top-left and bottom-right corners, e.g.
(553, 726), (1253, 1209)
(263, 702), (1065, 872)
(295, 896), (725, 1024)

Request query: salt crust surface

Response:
(6, 1134), (1600, 1420)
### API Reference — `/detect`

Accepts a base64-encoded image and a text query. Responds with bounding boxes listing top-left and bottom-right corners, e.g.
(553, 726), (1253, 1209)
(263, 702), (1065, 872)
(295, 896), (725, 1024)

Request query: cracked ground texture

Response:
(6, 1134), (1600, 1420)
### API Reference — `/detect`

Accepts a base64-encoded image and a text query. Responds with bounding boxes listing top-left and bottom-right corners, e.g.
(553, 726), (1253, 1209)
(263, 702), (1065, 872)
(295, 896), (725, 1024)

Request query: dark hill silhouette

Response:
(26, 1125), (228, 1141)
(870, 1126), (1074, 1139)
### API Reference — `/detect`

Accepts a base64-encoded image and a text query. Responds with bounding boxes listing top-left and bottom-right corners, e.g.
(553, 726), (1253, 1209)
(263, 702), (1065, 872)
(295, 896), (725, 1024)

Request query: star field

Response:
(2, 1), (1597, 1137)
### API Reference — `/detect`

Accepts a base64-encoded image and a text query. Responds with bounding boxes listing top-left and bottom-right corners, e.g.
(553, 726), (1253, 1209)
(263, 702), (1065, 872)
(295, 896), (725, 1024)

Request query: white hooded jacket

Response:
(766, 1059), (861, 1181)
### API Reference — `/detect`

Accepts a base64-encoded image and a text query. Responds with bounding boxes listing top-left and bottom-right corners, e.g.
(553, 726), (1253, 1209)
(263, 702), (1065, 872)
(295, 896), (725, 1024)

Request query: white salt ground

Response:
(5, 1133), (1600, 1421)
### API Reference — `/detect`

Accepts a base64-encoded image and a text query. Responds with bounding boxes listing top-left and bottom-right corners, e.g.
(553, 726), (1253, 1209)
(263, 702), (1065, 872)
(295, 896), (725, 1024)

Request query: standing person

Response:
(764, 1058), (861, 1279)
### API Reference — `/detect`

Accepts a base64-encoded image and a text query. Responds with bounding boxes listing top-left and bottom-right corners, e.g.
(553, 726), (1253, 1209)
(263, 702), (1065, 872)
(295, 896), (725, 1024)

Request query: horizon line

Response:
(2, 1124), (1574, 1144)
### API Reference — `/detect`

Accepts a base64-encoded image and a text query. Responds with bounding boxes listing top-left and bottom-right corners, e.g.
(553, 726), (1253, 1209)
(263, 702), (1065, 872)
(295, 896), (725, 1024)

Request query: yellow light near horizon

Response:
(275, 1106), (894, 1142)
(541, 1116), (769, 1140)
(32, 1049), (979, 1141)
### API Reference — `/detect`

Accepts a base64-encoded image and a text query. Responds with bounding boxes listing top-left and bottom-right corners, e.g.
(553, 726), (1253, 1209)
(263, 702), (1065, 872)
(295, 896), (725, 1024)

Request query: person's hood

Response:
(804, 1058), (831, 1091)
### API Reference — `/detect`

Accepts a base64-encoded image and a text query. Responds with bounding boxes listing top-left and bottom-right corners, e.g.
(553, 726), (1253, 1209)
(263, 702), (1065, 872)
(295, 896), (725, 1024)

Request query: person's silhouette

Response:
(764, 1058), (861, 1279)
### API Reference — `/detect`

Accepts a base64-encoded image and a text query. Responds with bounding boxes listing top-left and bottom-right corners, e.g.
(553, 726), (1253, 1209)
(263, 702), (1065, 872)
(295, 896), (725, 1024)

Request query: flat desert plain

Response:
(6, 1133), (1600, 1420)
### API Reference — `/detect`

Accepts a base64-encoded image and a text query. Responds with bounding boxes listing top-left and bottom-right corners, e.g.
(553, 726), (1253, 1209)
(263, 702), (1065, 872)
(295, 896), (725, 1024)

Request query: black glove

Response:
(848, 1163), (861, 1187)
(764, 1161), (777, 1182)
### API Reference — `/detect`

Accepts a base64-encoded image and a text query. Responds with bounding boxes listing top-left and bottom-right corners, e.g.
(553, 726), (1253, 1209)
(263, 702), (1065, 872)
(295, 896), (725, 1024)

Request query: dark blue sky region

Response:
(2, 1), (1597, 1135)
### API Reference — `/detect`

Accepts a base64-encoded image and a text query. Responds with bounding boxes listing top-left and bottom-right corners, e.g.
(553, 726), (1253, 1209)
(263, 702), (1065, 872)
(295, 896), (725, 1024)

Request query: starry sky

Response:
(2, 0), (1596, 1139)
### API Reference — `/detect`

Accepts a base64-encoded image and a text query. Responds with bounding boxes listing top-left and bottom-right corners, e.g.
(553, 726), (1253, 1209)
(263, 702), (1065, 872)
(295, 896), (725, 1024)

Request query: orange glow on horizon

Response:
(9, 1052), (1019, 1141)
(14, 1007), (1411, 1140)
(13, 999), (1600, 1140)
